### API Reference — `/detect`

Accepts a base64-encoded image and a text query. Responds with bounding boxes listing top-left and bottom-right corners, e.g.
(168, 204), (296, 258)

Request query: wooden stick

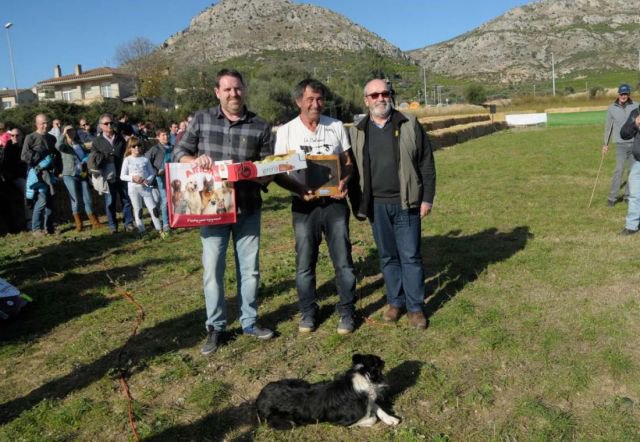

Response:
(588, 151), (606, 208)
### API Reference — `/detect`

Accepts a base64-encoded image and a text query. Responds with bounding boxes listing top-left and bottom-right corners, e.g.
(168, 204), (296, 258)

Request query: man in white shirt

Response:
(274, 79), (356, 335)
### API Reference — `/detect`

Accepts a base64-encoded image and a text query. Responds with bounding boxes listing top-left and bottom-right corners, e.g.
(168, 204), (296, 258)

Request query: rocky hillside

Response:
(161, 0), (405, 64)
(408, 0), (640, 82)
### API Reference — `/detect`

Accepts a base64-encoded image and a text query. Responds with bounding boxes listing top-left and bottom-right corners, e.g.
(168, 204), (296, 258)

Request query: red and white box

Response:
(165, 162), (236, 228)
(220, 151), (307, 182)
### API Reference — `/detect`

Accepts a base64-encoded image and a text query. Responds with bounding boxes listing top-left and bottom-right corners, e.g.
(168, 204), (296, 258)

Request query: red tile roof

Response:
(38, 67), (135, 86)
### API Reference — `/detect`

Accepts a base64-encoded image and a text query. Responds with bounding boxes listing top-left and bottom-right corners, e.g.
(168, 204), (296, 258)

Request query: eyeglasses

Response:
(102, 121), (113, 126)
(131, 145), (141, 149)
(366, 91), (391, 100)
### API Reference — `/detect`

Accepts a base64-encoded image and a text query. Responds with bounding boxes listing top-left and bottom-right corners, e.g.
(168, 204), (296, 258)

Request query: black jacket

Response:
(89, 133), (127, 175)
(620, 108), (640, 160)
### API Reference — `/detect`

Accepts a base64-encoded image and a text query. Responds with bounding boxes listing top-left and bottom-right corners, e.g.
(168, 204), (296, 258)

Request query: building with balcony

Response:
(36, 64), (137, 104)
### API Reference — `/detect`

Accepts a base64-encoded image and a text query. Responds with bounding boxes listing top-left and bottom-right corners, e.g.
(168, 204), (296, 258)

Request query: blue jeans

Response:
(104, 179), (133, 230)
(292, 199), (356, 318)
(32, 187), (53, 232)
(625, 160), (640, 230)
(201, 211), (261, 331)
(371, 202), (425, 312)
(155, 175), (169, 230)
(62, 175), (94, 215)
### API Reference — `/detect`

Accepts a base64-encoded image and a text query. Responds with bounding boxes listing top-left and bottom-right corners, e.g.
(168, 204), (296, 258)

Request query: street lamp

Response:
(4, 22), (19, 106)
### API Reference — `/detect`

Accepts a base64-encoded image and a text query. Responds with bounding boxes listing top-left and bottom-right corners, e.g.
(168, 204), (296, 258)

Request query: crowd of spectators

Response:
(0, 112), (191, 236)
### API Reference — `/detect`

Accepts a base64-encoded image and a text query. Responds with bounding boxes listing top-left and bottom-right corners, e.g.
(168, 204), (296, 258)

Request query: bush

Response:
(464, 84), (487, 105)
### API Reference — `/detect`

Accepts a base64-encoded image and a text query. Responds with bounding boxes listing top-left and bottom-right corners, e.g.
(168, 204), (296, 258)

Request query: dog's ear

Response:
(352, 354), (364, 365)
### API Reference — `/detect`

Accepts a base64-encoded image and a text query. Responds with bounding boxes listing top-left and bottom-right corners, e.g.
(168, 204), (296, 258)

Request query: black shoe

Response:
(201, 329), (220, 355)
(619, 228), (638, 236)
(607, 200), (616, 207)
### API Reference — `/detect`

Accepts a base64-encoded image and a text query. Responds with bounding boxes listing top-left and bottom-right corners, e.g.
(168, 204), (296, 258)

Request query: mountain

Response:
(161, 0), (405, 64)
(408, 0), (640, 83)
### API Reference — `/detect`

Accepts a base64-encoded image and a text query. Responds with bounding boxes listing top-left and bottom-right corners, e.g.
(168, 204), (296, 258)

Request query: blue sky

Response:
(0, 0), (531, 89)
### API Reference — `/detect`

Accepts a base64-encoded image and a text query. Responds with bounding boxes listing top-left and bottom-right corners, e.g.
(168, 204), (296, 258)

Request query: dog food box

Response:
(306, 154), (341, 197)
(165, 162), (236, 228)
(220, 151), (307, 182)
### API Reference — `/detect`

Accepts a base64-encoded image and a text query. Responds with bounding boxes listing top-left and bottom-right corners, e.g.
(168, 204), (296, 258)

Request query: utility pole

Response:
(4, 22), (18, 105)
(422, 66), (428, 107)
(551, 53), (556, 97)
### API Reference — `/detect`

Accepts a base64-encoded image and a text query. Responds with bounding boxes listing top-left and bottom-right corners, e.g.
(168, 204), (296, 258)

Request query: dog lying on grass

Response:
(256, 354), (400, 429)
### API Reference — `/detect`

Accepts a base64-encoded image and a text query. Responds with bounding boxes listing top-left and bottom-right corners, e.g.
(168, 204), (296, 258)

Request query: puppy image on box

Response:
(184, 179), (202, 215)
(200, 177), (216, 214)
(171, 179), (188, 215)
(256, 354), (400, 429)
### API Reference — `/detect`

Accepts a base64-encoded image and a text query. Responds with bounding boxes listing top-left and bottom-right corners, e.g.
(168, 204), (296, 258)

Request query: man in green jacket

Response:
(348, 78), (436, 329)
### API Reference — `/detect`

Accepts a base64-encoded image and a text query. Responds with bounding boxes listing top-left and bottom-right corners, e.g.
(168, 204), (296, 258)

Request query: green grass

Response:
(2, 123), (640, 440)
(547, 110), (607, 127)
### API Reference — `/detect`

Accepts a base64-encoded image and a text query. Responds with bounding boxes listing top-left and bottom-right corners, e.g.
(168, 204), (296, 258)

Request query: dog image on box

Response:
(200, 177), (217, 214)
(171, 179), (188, 215)
(184, 178), (202, 215)
(256, 354), (400, 429)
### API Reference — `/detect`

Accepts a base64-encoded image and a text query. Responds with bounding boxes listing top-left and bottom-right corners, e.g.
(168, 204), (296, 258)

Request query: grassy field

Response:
(2, 123), (640, 441)
(547, 111), (607, 127)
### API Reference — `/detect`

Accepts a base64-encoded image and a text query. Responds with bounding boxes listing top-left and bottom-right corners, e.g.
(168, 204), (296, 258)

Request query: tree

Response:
(464, 83), (487, 105)
(114, 37), (167, 106)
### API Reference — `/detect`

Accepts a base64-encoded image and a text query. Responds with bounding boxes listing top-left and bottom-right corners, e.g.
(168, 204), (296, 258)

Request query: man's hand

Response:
(331, 177), (349, 200)
(602, 144), (609, 154)
(420, 202), (432, 219)
(300, 188), (317, 201)
(192, 154), (213, 169)
(635, 115), (640, 127)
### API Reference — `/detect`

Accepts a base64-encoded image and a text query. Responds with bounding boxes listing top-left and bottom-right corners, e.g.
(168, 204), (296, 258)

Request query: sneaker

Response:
(125, 224), (136, 232)
(31, 230), (45, 238)
(607, 200), (616, 207)
(243, 325), (274, 340)
(407, 311), (427, 329)
(298, 314), (316, 333)
(337, 315), (355, 335)
(619, 228), (638, 236)
(159, 230), (168, 240)
(201, 329), (220, 355)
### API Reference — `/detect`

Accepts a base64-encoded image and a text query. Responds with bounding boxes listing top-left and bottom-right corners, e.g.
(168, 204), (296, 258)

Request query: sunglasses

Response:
(130, 145), (141, 149)
(366, 91), (391, 100)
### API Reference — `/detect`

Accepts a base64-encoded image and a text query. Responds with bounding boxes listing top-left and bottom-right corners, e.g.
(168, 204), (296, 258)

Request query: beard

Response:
(369, 101), (392, 119)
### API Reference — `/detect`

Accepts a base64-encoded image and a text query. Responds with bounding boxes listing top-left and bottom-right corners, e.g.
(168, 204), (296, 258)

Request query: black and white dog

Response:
(256, 354), (400, 429)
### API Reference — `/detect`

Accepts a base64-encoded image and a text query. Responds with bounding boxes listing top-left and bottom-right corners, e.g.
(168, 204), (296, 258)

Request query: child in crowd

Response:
(119, 136), (164, 237)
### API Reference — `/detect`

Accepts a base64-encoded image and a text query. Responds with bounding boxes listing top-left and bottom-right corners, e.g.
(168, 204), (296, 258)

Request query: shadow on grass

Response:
(0, 233), (182, 343)
(144, 400), (255, 441)
(423, 226), (532, 318)
(143, 360), (423, 440)
(0, 309), (204, 426)
(356, 226), (532, 320)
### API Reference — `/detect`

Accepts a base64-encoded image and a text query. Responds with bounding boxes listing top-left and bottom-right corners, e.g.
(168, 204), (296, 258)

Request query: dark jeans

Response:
(104, 179), (133, 230)
(292, 198), (356, 318)
(370, 202), (425, 312)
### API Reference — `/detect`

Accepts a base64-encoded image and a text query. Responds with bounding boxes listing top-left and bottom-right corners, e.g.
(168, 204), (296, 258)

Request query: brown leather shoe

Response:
(407, 311), (427, 329)
(382, 305), (403, 322)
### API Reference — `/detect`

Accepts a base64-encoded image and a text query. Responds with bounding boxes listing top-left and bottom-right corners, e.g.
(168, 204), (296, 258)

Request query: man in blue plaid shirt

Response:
(174, 69), (275, 355)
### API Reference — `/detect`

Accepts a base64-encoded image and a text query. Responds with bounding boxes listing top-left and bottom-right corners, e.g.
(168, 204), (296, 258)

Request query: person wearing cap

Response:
(603, 84), (638, 207)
